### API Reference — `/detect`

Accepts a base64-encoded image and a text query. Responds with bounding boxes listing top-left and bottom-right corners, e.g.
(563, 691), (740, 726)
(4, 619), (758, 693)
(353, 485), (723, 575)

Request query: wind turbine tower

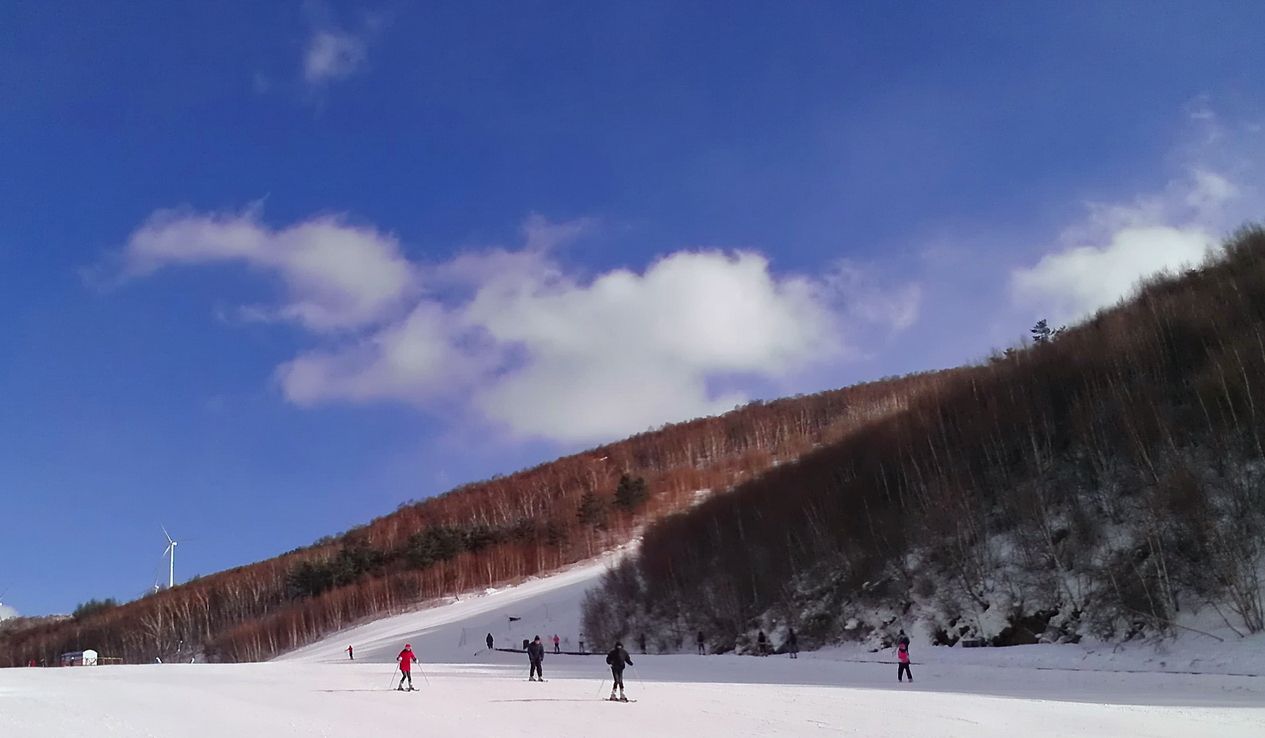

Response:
(162, 525), (178, 589)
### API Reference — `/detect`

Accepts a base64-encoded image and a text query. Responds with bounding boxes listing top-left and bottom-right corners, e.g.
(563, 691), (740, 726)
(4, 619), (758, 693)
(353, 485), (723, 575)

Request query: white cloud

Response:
(1010, 101), (1265, 326)
(1011, 225), (1214, 324)
(465, 250), (843, 441)
(118, 212), (920, 443)
(0, 602), (16, 621)
(822, 260), (922, 333)
(277, 301), (483, 406)
(122, 207), (415, 332)
(1011, 170), (1240, 324)
(304, 29), (368, 86)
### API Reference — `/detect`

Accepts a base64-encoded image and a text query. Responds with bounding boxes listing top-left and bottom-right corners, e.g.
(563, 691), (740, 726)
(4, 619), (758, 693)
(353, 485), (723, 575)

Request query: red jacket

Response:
(398, 648), (417, 671)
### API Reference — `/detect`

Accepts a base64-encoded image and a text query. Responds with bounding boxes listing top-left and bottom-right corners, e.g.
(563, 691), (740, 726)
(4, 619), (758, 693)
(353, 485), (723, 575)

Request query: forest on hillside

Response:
(0, 371), (941, 666)
(584, 228), (1265, 656)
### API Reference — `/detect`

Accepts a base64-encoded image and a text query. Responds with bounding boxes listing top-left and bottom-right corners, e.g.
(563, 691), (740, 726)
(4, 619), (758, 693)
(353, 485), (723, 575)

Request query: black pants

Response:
(697, 644), (705, 654)
(399, 670), (413, 688)
(530, 661), (543, 680)
(611, 668), (625, 690)
(898, 663), (912, 681)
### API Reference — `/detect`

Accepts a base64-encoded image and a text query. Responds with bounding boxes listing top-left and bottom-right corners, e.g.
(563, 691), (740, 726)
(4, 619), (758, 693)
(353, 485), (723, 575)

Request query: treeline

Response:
(585, 227), (1265, 654)
(1, 370), (940, 666)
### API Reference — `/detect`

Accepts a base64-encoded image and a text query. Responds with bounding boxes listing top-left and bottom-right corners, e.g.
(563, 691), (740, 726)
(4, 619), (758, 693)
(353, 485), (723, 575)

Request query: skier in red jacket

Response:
(397, 644), (418, 691)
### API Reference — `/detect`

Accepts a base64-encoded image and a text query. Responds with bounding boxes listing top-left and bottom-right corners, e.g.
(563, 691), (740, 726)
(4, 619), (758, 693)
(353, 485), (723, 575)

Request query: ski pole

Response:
(417, 663), (431, 687)
(595, 678), (607, 697)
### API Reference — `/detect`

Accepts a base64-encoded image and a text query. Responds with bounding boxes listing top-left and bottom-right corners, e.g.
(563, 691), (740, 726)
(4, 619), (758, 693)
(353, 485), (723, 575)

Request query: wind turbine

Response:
(161, 525), (178, 589)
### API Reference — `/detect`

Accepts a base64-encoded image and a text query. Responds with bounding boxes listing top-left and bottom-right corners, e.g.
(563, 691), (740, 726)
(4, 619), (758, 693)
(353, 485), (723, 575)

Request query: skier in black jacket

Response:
(605, 641), (634, 701)
(527, 636), (546, 681)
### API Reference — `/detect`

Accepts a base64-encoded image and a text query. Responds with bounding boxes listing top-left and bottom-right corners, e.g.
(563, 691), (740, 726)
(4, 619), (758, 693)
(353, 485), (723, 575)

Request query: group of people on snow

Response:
(482, 632), (564, 655)
(372, 625), (911, 698)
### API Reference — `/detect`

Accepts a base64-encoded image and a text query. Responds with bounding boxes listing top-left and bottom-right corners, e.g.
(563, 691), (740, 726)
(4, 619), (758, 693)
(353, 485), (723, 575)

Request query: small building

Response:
(60, 649), (98, 666)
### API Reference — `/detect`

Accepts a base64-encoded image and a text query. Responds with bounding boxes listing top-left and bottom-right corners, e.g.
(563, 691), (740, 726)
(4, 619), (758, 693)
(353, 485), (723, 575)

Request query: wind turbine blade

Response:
(163, 543), (173, 557)
(161, 524), (173, 545)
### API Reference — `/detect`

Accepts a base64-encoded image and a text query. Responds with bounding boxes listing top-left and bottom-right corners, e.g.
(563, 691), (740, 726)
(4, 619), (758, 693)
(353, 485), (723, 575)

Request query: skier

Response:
(786, 628), (799, 659)
(696, 630), (705, 655)
(486, 633), (494, 651)
(896, 630), (912, 683)
(397, 643), (418, 691)
(605, 641), (634, 702)
(757, 630), (769, 656)
(552, 634), (561, 654)
(527, 635), (546, 681)
(638, 632), (647, 654)
(578, 635), (586, 654)
(346, 645), (354, 660)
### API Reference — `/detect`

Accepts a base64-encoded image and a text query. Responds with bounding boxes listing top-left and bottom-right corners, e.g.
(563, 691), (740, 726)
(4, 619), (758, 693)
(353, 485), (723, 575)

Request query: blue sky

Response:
(2, 1), (1264, 616)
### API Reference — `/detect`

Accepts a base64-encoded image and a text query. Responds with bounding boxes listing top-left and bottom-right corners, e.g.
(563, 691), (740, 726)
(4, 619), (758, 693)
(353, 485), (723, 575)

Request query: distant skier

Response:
(486, 633), (494, 651)
(579, 635), (586, 654)
(786, 628), (799, 659)
(638, 632), (647, 654)
(757, 630), (769, 656)
(528, 636), (546, 681)
(397, 643), (418, 691)
(896, 630), (912, 683)
(346, 645), (354, 660)
(696, 630), (705, 655)
(552, 634), (561, 654)
(605, 641), (634, 702)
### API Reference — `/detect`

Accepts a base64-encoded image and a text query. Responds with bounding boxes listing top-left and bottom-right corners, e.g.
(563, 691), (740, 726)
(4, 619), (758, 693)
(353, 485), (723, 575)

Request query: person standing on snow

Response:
(696, 630), (705, 655)
(757, 630), (769, 656)
(552, 634), (561, 654)
(605, 641), (634, 701)
(527, 635), (546, 681)
(397, 643), (418, 691)
(486, 633), (494, 651)
(896, 631), (912, 682)
(786, 628), (799, 659)
(346, 645), (354, 660)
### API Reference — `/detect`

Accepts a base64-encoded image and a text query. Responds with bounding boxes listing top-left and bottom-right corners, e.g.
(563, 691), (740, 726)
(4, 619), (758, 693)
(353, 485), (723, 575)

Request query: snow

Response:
(3, 554), (1263, 737)
(277, 552), (615, 664)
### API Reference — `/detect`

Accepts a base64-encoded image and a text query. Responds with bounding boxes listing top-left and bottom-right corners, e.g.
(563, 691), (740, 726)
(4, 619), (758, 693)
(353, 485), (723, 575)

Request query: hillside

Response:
(0, 370), (940, 667)
(583, 227), (1265, 655)
(3, 559), (1262, 737)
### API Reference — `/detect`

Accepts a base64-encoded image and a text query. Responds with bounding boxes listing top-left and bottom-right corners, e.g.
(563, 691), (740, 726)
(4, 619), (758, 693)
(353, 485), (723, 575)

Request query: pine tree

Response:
(1030, 318), (1064, 344)
(613, 474), (649, 511)
(577, 490), (608, 528)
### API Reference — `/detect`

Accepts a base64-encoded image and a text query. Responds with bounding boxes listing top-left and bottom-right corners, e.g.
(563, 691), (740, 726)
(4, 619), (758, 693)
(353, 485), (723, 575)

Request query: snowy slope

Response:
(3, 554), (1264, 737)
(277, 551), (619, 664)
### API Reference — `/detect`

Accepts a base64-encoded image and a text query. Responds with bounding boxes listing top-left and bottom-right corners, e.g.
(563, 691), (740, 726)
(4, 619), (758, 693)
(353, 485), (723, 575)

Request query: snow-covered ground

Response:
(3, 554), (1263, 737)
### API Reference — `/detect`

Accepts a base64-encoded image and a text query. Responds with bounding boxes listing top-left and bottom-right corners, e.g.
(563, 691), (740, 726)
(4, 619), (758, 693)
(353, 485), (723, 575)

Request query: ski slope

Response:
(2, 553), (1263, 737)
(277, 552), (616, 664)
